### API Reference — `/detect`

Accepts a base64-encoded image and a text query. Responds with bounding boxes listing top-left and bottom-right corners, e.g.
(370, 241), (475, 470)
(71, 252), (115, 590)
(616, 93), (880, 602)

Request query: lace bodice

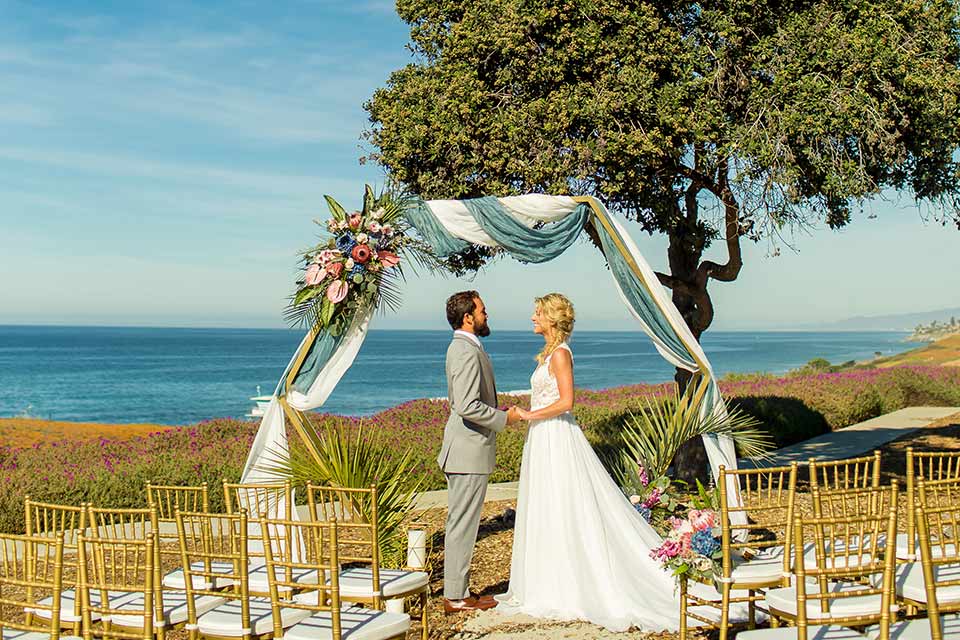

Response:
(530, 343), (572, 411)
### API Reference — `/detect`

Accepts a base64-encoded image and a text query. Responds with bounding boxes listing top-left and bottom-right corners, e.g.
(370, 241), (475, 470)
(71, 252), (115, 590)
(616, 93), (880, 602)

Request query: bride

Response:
(493, 293), (689, 632)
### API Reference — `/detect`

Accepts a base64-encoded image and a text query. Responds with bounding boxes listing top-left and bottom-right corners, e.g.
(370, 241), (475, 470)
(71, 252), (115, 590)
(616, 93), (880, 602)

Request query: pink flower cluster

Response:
(651, 509), (718, 563)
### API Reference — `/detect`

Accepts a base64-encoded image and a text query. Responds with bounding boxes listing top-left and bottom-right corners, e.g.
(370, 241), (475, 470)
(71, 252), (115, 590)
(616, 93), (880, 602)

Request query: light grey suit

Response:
(438, 333), (507, 599)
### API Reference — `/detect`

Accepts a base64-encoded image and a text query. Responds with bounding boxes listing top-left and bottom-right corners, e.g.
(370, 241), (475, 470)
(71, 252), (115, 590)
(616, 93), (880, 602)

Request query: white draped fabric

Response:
(240, 193), (740, 508)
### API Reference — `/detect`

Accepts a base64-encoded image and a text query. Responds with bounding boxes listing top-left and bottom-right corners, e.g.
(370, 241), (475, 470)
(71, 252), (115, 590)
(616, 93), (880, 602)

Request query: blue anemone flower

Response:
(691, 529), (720, 557)
(336, 232), (356, 253)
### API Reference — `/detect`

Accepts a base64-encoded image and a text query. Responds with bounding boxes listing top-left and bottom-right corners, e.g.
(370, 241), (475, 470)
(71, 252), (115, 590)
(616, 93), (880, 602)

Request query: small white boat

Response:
(245, 386), (273, 419)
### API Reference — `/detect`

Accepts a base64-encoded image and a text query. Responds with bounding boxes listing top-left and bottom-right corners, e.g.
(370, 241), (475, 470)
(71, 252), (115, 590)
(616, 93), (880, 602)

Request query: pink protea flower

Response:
(378, 251), (400, 268)
(689, 509), (716, 531)
(348, 213), (362, 230)
(351, 244), (372, 264)
(325, 261), (344, 279)
(326, 279), (348, 303)
(304, 263), (324, 286)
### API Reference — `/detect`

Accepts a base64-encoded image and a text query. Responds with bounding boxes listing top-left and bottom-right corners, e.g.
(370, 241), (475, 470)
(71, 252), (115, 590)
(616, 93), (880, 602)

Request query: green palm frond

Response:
(621, 385), (773, 480)
(257, 421), (423, 568)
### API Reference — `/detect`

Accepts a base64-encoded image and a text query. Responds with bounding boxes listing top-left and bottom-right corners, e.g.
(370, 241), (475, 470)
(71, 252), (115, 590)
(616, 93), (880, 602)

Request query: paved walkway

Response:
(411, 406), (960, 511)
(744, 406), (960, 468)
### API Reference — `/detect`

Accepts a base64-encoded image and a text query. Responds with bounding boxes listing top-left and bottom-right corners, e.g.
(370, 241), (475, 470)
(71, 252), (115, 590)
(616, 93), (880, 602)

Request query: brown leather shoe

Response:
(472, 595), (498, 611)
(443, 597), (480, 614)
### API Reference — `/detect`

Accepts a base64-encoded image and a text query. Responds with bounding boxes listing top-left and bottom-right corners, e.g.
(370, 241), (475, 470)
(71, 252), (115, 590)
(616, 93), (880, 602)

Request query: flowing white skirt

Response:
(494, 412), (686, 632)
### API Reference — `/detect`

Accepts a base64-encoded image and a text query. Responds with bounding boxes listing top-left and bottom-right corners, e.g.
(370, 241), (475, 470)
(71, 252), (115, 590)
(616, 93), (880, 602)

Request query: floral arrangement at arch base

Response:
(285, 185), (447, 334)
(651, 507), (722, 584)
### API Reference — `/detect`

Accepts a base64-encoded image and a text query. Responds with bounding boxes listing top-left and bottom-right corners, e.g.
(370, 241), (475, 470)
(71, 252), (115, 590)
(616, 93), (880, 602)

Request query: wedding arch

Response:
(240, 190), (741, 511)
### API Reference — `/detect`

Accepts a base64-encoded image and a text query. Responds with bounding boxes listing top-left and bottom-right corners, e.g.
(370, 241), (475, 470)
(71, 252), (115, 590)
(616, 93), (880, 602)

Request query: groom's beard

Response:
(475, 321), (491, 338)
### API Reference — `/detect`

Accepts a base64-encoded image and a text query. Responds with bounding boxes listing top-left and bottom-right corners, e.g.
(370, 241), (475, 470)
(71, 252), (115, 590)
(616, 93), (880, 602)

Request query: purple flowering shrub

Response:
(0, 365), (957, 534)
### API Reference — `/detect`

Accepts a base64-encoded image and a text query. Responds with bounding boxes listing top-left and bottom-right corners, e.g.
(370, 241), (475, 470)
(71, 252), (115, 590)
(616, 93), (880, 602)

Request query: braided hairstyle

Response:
(534, 293), (575, 365)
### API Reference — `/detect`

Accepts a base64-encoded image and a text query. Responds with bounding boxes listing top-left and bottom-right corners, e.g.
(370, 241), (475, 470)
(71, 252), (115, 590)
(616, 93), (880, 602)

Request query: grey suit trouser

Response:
(443, 472), (488, 600)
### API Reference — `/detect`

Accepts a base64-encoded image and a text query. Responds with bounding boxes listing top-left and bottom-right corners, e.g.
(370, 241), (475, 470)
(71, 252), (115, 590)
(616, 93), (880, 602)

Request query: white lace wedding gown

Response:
(494, 343), (688, 632)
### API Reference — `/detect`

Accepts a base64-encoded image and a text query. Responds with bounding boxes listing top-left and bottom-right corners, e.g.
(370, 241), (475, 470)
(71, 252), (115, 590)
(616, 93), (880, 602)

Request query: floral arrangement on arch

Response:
(285, 185), (442, 335)
(650, 508), (722, 584)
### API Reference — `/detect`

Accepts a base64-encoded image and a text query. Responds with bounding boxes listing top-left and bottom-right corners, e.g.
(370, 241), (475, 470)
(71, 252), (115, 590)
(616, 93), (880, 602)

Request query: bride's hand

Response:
(516, 408), (532, 421)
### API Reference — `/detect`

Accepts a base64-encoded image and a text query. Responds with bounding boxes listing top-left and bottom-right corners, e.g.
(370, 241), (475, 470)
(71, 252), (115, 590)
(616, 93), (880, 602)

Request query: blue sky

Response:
(1, 1), (958, 332)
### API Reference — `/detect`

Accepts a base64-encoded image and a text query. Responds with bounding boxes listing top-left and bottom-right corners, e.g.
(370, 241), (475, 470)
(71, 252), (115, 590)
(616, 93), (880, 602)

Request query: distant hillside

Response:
(871, 333), (960, 368)
(811, 307), (960, 332)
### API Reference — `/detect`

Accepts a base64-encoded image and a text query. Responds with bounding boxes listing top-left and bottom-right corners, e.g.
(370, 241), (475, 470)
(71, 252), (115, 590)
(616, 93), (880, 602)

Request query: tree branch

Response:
(656, 271), (699, 298)
(698, 156), (743, 283)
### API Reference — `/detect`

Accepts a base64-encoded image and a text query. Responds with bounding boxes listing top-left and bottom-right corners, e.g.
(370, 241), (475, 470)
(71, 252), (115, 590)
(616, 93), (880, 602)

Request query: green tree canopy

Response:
(366, 0), (960, 339)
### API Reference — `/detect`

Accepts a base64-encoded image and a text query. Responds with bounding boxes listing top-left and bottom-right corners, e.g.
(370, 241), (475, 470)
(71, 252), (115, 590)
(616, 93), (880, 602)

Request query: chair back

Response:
(307, 484), (381, 605)
(795, 482), (899, 630)
(718, 463), (798, 583)
(808, 451), (881, 493)
(175, 509), (250, 638)
(223, 481), (291, 521)
(906, 449), (960, 559)
(812, 484), (895, 520)
(916, 479), (960, 625)
(0, 531), (66, 640)
(915, 490), (960, 640)
(146, 483), (210, 521)
(259, 518), (341, 639)
(77, 534), (155, 640)
(24, 498), (89, 621)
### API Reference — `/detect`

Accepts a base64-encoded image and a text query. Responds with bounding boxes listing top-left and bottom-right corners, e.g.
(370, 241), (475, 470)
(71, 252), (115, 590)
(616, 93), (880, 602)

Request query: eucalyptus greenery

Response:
(258, 423), (423, 568)
(620, 389), (773, 481)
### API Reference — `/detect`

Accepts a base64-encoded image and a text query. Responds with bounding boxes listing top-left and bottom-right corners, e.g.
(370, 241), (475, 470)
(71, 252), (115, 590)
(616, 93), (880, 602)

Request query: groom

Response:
(438, 290), (519, 614)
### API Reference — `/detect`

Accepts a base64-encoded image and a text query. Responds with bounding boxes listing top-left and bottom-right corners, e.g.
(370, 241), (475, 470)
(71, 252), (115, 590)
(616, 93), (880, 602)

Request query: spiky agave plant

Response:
(258, 422), (423, 568)
(619, 386), (773, 482)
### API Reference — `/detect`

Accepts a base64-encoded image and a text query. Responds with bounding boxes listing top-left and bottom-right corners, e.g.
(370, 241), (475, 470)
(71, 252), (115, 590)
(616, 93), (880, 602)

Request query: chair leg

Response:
(719, 582), (732, 640)
(420, 590), (429, 640)
(679, 575), (689, 640)
(748, 589), (756, 629)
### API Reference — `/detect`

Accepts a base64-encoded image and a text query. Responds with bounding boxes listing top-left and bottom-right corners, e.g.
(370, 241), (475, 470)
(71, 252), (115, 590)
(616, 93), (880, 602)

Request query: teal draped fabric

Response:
(591, 217), (697, 367)
(403, 200), (470, 257)
(290, 330), (346, 394)
(464, 197), (591, 263)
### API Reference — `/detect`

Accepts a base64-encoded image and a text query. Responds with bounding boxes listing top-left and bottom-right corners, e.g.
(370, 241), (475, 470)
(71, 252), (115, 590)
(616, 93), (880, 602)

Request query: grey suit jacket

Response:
(437, 334), (508, 474)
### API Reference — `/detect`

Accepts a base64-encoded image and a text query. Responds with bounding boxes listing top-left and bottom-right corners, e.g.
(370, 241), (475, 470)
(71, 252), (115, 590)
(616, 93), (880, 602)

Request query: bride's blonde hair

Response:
(535, 293), (575, 364)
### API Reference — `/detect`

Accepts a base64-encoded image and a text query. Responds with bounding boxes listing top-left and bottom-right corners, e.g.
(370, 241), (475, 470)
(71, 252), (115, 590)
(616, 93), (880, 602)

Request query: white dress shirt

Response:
(454, 329), (483, 350)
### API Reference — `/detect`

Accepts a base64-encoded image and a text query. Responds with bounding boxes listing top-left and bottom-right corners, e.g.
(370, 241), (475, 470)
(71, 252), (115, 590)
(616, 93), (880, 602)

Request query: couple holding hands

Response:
(437, 290), (683, 632)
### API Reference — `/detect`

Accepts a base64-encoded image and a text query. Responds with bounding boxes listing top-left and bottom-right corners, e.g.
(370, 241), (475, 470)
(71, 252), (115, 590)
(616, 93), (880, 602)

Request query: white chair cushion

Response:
(730, 555), (787, 585)
(197, 597), (312, 637)
(866, 613), (960, 639)
(28, 589), (137, 623)
(895, 531), (958, 560)
(739, 624), (868, 639)
(888, 560), (960, 604)
(111, 591), (226, 628)
(283, 606), (410, 640)
(334, 568), (429, 599)
(765, 582), (895, 619)
(246, 564), (320, 594)
(162, 561), (249, 590)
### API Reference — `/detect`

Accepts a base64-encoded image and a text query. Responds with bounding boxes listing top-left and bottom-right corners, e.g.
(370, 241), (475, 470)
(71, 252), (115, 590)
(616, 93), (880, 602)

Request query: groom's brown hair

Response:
(446, 290), (480, 330)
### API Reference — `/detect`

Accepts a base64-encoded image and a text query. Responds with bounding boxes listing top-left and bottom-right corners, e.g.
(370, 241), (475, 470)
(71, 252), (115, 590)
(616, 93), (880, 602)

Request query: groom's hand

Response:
(506, 407), (522, 424)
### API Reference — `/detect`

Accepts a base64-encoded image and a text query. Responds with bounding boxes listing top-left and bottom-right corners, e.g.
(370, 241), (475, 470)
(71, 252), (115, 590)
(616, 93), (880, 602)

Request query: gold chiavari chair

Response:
(77, 534), (155, 640)
(0, 531), (66, 640)
(307, 483), (429, 624)
(259, 517), (410, 640)
(146, 483), (214, 590)
(86, 506), (226, 640)
(23, 497), (88, 633)
(900, 449), (960, 560)
(763, 482), (900, 630)
(883, 479), (960, 625)
(177, 509), (295, 640)
(808, 451), (882, 494)
(810, 484), (897, 571)
(739, 494), (899, 640)
(680, 463), (799, 640)
(222, 481), (293, 596)
(870, 500), (960, 640)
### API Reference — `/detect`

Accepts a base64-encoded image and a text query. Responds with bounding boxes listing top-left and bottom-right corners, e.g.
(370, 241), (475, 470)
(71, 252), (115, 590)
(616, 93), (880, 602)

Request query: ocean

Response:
(0, 325), (914, 425)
